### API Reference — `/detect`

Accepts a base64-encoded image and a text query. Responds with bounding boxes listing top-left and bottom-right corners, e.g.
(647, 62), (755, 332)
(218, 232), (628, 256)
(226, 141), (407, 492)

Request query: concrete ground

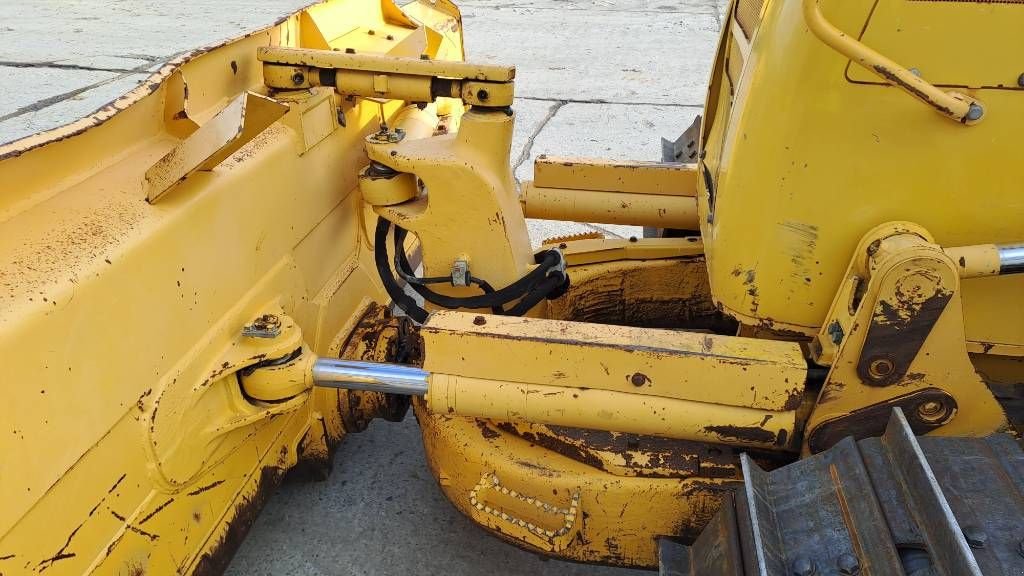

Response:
(1, 0), (724, 574)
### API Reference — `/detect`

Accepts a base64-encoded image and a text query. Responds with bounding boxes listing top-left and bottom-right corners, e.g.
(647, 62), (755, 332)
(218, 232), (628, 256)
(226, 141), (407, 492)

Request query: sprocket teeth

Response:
(541, 231), (604, 246)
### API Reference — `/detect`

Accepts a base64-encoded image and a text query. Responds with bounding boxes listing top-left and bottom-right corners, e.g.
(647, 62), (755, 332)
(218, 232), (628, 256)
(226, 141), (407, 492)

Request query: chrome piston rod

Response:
(311, 357), (429, 396)
(1000, 244), (1024, 274)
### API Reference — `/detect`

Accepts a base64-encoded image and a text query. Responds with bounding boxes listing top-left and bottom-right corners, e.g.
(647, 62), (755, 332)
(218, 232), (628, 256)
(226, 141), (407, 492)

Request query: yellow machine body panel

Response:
(701, 0), (1024, 348)
(0, 1), (465, 573)
(2, 0), (1023, 573)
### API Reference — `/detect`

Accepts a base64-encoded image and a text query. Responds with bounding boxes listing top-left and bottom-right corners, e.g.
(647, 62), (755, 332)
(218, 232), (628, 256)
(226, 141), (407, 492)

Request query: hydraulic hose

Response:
(374, 217), (568, 322)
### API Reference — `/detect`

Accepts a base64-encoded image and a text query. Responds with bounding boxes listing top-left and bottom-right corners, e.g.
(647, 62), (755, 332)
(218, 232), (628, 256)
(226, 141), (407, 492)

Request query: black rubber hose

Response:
(469, 277), (505, 315)
(392, 224), (560, 310)
(504, 273), (565, 316)
(374, 217), (430, 323)
(375, 217), (569, 321)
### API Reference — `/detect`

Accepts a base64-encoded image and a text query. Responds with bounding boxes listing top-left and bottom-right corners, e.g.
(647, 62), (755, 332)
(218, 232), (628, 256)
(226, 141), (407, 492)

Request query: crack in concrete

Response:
(517, 95), (704, 108)
(0, 70), (142, 123)
(512, 99), (566, 186)
(0, 56), (167, 124)
(0, 60), (140, 74)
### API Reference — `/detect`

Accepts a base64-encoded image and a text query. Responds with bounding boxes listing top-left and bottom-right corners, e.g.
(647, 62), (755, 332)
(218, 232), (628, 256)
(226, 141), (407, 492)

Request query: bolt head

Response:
(966, 103), (984, 122)
(291, 71), (305, 86)
(242, 314), (283, 338)
(630, 373), (649, 387)
(791, 557), (817, 576)
(916, 400), (949, 424)
(868, 357), (895, 379)
(837, 552), (860, 575)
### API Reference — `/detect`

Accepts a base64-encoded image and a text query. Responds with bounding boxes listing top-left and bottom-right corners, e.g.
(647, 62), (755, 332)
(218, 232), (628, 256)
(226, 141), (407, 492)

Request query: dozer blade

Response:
(658, 408), (1024, 576)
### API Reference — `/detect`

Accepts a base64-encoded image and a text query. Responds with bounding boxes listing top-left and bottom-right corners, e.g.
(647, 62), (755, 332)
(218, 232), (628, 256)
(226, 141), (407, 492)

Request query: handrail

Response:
(802, 0), (984, 125)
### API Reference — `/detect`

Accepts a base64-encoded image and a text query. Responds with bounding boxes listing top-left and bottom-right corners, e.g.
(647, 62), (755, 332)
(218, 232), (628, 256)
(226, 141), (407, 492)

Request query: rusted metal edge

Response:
(0, 1), (319, 162)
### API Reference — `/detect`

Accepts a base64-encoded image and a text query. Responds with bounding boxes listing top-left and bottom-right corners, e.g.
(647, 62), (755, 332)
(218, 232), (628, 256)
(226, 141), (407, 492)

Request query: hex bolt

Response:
(917, 400), (948, 424)
(962, 525), (988, 549)
(291, 71), (305, 86)
(791, 557), (817, 576)
(243, 314), (283, 338)
(477, 89), (490, 102)
(868, 357), (895, 379)
(837, 553), (861, 575)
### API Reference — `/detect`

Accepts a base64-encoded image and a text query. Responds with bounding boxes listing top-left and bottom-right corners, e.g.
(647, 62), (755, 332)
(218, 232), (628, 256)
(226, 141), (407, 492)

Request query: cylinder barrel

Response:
(520, 183), (699, 229)
(945, 243), (1024, 278)
(310, 359), (794, 449)
(425, 374), (792, 450)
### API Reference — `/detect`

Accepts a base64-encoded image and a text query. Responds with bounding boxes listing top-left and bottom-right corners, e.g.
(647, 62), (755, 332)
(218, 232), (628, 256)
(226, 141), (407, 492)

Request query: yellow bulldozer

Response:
(2, 0), (1023, 574)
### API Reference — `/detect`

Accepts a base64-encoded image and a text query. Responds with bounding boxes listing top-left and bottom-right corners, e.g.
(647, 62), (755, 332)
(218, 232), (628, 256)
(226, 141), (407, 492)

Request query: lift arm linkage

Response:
(258, 46), (515, 107)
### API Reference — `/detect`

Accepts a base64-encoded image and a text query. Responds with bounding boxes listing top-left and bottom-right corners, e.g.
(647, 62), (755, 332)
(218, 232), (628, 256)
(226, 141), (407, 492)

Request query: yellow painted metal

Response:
(3, 0), (1021, 571)
(426, 373), (793, 449)
(523, 155), (699, 229)
(532, 156), (698, 196)
(359, 166), (419, 206)
(701, 0), (1024, 351)
(259, 46), (515, 107)
(416, 404), (744, 566)
(548, 236), (704, 266)
(845, 0), (1024, 91)
(370, 108), (535, 296)
(411, 250), (756, 567)
(358, 104), (439, 206)
(412, 253), (784, 565)
(466, 471), (582, 553)
(945, 243), (1004, 279)
(520, 182), (699, 229)
(806, 223), (1008, 453)
(238, 347), (317, 402)
(388, 102), (441, 140)
(421, 311), (804, 448)
(802, 0), (981, 124)
(145, 91), (289, 203)
(0, 1), (467, 573)
(259, 46), (515, 81)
